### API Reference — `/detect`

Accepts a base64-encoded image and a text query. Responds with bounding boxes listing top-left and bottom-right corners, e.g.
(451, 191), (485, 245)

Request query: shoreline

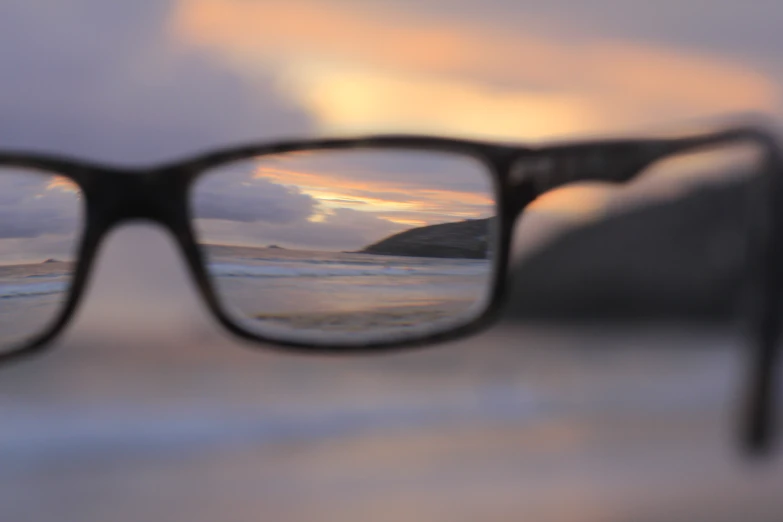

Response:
(254, 301), (480, 332)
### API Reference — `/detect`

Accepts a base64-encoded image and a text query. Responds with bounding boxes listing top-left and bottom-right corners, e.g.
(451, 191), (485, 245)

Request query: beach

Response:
(0, 244), (492, 351)
(0, 260), (74, 350)
(203, 245), (492, 343)
(1, 320), (782, 522)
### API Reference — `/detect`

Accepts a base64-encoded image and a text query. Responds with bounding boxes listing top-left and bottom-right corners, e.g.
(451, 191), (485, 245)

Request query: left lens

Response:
(189, 148), (497, 346)
(0, 168), (83, 354)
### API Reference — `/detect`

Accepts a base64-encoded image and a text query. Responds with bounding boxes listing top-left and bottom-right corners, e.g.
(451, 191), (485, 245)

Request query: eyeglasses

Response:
(0, 125), (780, 452)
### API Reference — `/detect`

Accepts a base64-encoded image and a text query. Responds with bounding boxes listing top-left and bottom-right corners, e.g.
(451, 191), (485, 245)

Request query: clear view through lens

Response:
(0, 168), (83, 353)
(191, 149), (497, 344)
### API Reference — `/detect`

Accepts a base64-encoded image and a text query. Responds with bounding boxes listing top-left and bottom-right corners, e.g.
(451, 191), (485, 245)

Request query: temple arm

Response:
(508, 127), (768, 196)
(743, 138), (783, 456)
(509, 126), (782, 455)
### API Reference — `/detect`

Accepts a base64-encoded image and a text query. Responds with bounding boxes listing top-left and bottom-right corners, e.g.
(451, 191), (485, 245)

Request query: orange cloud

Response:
(171, 0), (779, 219)
(171, 0), (526, 79)
(253, 163), (494, 226)
(171, 0), (779, 140)
(280, 67), (600, 139)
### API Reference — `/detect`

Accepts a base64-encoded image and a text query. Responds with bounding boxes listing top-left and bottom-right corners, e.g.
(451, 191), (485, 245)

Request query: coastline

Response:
(255, 300), (478, 332)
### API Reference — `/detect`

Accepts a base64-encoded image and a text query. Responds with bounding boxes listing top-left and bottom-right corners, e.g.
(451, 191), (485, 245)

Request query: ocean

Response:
(203, 245), (493, 344)
(0, 260), (74, 349)
(0, 245), (493, 351)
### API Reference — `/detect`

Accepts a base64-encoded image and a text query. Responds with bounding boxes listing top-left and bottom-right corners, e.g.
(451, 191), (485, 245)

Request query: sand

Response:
(1, 322), (782, 522)
(254, 301), (477, 332)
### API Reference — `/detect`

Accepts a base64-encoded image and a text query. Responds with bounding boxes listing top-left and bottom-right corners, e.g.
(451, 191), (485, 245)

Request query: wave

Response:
(24, 272), (69, 279)
(0, 281), (68, 299)
(210, 261), (488, 279)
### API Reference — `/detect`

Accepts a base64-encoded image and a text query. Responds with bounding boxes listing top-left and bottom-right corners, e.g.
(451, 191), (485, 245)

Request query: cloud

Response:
(172, 0), (781, 139)
(0, 0), (312, 163)
(331, 0), (783, 77)
(190, 151), (496, 249)
(252, 150), (495, 224)
(0, 170), (82, 240)
(255, 149), (494, 195)
(193, 163), (316, 224)
(196, 207), (405, 251)
(281, 67), (600, 139)
(0, 0), (316, 260)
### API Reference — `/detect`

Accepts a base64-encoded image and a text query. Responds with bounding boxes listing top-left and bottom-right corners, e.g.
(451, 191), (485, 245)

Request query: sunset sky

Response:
(192, 150), (495, 250)
(0, 0), (781, 253)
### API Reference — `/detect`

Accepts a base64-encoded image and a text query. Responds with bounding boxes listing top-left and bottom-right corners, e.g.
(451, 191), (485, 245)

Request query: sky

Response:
(0, 0), (781, 255)
(191, 150), (495, 250)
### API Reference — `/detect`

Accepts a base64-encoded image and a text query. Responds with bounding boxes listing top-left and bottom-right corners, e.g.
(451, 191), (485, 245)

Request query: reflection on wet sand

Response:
(0, 320), (781, 522)
(255, 301), (471, 332)
(202, 244), (492, 343)
(0, 260), (75, 349)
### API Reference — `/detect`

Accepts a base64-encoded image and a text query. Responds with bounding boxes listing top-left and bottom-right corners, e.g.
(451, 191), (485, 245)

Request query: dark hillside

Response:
(361, 218), (493, 259)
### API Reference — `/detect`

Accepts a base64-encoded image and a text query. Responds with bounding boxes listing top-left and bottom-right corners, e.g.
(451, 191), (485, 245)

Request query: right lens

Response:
(0, 168), (84, 353)
(190, 148), (498, 346)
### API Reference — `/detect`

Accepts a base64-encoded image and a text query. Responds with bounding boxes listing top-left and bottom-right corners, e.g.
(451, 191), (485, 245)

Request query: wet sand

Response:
(254, 301), (476, 335)
(1, 321), (782, 522)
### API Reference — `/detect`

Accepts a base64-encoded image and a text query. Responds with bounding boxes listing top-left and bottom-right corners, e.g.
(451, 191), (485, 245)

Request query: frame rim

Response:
(0, 124), (776, 365)
(178, 138), (516, 355)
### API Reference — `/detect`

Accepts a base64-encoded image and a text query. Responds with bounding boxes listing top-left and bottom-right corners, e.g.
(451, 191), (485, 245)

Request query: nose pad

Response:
(65, 223), (219, 342)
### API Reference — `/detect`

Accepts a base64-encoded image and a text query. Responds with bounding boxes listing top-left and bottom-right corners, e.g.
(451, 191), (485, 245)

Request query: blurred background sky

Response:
(2, 0), (781, 161)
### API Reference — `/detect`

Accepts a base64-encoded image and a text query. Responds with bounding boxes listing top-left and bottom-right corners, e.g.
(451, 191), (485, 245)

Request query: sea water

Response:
(203, 245), (493, 342)
(0, 261), (74, 348)
(0, 246), (493, 349)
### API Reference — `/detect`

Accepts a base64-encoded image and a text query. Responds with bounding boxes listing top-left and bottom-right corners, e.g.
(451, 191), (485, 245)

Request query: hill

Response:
(504, 178), (760, 322)
(361, 218), (493, 259)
